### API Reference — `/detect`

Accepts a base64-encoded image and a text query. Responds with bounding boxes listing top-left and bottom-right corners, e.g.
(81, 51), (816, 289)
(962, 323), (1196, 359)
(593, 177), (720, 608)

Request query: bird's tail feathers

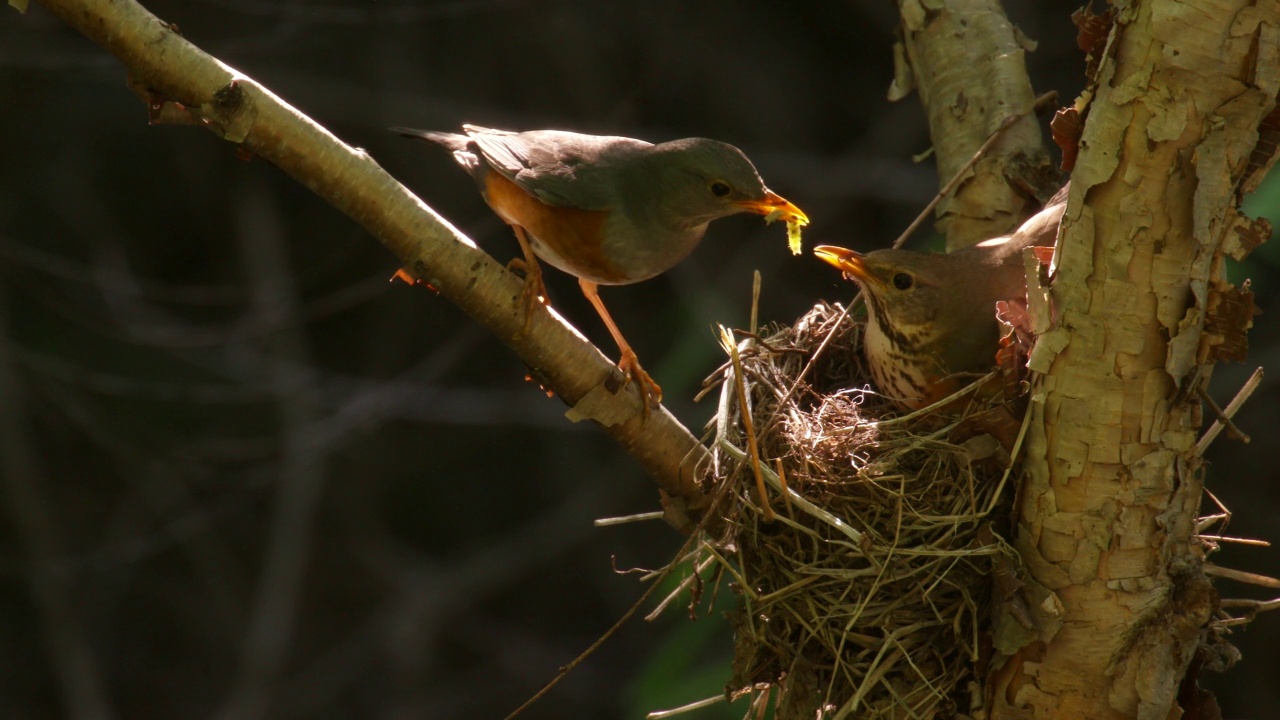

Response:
(390, 127), (485, 175)
(389, 126), (470, 152)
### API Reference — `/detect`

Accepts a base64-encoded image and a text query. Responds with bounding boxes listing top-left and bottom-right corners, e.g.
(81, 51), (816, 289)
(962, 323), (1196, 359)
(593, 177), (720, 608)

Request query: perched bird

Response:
(814, 186), (1068, 409)
(393, 124), (808, 408)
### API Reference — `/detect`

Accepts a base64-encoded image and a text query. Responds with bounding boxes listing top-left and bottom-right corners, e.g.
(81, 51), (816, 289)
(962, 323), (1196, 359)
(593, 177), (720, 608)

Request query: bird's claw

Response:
(616, 348), (662, 418)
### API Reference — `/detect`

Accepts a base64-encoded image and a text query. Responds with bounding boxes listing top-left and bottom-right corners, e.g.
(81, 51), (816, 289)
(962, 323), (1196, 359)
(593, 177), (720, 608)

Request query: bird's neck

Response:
(862, 305), (946, 407)
(866, 300), (965, 370)
(864, 299), (924, 357)
(862, 310), (898, 367)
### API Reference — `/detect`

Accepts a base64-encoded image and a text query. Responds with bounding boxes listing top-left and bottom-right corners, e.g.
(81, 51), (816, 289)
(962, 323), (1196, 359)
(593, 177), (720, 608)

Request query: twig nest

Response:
(702, 301), (1028, 719)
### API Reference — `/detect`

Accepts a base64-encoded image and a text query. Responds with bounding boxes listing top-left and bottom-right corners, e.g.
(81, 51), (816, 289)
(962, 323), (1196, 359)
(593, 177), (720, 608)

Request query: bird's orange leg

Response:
(579, 279), (662, 411)
(507, 226), (547, 332)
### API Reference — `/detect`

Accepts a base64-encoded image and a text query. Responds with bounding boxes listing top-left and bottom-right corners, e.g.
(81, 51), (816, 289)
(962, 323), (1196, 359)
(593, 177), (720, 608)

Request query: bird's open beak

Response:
(736, 190), (809, 226)
(813, 245), (875, 285)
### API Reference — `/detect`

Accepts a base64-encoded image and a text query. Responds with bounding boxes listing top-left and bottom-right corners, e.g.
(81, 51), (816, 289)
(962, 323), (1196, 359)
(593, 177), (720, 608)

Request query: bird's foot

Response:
(616, 348), (662, 417)
(506, 257), (548, 333)
(390, 268), (417, 285)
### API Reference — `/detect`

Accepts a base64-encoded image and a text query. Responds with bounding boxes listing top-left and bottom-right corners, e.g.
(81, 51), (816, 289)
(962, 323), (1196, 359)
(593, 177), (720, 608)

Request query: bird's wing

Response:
(966, 184), (1069, 267)
(463, 127), (652, 210)
(1007, 185), (1068, 251)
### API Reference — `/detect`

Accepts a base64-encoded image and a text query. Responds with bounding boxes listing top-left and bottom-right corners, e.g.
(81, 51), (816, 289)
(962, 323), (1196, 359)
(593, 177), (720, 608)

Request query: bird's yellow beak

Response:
(735, 190), (809, 226)
(813, 245), (875, 285)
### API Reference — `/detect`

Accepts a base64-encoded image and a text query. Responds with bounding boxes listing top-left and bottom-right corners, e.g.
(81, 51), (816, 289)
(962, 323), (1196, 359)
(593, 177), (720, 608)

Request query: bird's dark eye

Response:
(892, 273), (913, 290)
(709, 180), (732, 197)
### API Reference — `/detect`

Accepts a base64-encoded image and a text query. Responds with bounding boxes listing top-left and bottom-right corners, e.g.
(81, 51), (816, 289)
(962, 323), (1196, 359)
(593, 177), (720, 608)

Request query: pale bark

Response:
(893, 0), (1057, 250)
(899, 1), (1278, 717)
(990, 1), (1279, 718)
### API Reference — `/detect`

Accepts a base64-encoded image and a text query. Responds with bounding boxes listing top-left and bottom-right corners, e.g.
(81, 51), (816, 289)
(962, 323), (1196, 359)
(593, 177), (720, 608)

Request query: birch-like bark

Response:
(990, 2), (1279, 718)
(892, 0), (1057, 250)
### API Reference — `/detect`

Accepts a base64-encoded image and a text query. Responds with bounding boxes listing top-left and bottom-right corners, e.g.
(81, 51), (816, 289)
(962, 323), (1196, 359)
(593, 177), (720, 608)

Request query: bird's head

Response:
(813, 244), (996, 368)
(646, 138), (808, 229)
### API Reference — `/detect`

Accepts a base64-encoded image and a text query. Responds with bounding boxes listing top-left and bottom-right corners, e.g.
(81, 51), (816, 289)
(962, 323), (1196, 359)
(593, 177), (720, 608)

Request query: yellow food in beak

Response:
(738, 190), (809, 255)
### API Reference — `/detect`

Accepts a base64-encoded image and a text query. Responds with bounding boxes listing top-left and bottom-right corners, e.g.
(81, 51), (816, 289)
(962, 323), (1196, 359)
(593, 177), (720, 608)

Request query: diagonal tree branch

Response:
(24, 0), (711, 531)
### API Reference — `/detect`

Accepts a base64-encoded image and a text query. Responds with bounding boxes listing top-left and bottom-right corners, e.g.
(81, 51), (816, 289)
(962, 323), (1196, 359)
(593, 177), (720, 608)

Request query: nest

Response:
(694, 301), (1029, 720)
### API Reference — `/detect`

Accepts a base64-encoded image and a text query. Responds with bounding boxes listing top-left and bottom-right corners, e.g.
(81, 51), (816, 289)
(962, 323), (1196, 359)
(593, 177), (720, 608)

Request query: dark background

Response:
(2, 2), (1277, 718)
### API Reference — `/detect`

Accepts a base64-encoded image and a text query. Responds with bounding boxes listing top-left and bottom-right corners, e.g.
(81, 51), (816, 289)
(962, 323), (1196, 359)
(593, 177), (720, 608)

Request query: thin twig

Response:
(716, 443), (866, 547)
(728, 331), (807, 356)
(889, 90), (1059, 250)
(983, 397), (1037, 517)
(750, 270), (762, 336)
(775, 458), (793, 515)
(1202, 563), (1280, 588)
(647, 693), (727, 719)
(645, 554), (717, 622)
(1219, 597), (1280, 612)
(1195, 535), (1270, 547)
(503, 550), (685, 719)
(871, 371), (998, 428)
(1196, 384), (1250, 443)
(594, 511), (666, 526)
(1197, 367), (1263, 455)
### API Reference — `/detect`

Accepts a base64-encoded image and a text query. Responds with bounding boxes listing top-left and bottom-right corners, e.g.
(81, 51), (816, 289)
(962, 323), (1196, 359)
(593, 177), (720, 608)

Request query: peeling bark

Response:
(991, 1), (1280, 718)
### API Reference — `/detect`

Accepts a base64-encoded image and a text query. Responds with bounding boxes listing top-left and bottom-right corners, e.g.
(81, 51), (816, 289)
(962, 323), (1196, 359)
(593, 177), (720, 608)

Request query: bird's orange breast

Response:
(482, 171), (629, 284)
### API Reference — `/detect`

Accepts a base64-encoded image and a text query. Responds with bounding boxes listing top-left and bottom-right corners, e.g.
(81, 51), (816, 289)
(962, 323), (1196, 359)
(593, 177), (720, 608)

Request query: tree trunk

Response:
(988, 2), (1278, 718)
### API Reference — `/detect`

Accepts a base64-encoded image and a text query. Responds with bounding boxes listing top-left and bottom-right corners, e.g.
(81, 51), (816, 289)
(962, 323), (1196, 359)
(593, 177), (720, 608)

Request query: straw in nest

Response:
(691, 300), (1031, 720)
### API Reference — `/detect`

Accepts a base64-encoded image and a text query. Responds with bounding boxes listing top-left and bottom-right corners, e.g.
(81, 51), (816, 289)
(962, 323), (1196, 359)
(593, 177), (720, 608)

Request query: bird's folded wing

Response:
(465, 128), (650, 211)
